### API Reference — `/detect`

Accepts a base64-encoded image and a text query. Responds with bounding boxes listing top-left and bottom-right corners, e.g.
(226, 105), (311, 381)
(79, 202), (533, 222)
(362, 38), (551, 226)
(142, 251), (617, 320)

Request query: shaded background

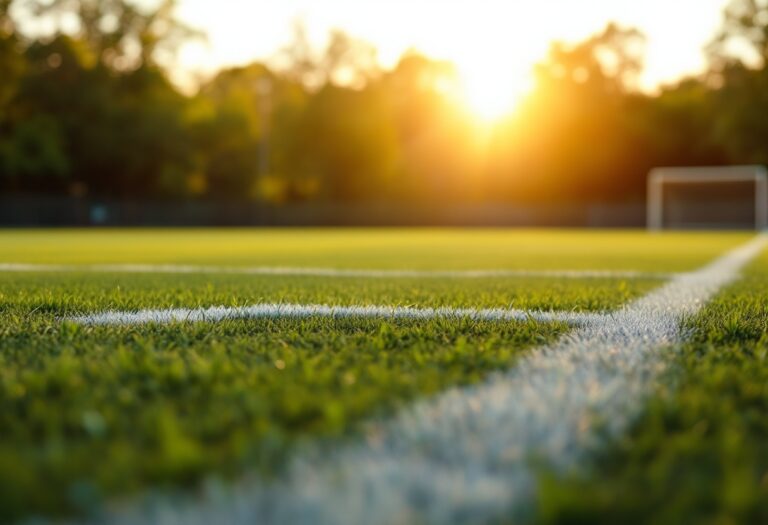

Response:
(1, 0), (768, 226)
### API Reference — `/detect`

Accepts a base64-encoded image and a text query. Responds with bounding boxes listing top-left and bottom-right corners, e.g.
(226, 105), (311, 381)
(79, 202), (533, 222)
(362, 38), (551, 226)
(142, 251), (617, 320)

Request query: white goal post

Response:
(647, 166), (768, 230)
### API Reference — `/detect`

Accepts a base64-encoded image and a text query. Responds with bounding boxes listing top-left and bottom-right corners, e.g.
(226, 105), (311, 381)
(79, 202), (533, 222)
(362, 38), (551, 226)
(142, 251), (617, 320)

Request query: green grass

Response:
(0, 228), (756, 522)
(0, 280), (584, 520)
(0, 270), (647, 520)
(0, 228), (751, 271)
(0, 272), (655, 314)
(536, 251), (768, 525)
(0, 314), (565, 520)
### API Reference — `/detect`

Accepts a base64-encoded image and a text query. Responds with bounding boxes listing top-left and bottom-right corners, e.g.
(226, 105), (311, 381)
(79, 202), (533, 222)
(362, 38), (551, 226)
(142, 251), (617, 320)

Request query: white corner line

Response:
(0, 262), (675, 280)
(68, 303), (605, 327)
(80, 234), (767, 525)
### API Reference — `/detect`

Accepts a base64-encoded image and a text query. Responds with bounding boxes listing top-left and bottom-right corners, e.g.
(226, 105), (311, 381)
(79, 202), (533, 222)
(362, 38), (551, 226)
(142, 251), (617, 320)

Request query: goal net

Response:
(647, 166), (768, 230)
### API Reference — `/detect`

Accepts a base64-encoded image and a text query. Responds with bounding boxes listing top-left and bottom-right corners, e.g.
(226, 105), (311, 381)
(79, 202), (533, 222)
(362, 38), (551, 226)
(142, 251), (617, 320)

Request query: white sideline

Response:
(70, 303), (605, 327)
(76, 235), (767, 525)
(0, 262), (674, 280)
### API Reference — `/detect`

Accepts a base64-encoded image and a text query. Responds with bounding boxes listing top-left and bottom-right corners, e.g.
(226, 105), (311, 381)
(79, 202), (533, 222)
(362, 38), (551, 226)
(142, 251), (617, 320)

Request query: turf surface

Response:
(0, 272), (655, 313)
(0, 228), (751, 271)
(0, 229), (759, 522)
(0, 272), (642, 520)
(536, 250), (768, 524)
(0, 315), (566, 520)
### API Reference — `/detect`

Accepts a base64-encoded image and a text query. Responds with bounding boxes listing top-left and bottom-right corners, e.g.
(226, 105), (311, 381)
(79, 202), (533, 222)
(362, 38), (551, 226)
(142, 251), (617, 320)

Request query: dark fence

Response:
(0, 194), (647, 227)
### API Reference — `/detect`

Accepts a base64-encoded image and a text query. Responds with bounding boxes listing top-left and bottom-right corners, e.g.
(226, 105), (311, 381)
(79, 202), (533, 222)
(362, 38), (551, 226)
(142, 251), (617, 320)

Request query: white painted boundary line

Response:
(70, 303), (605, 327)
(77, 235), (767, 525)
(0, 262), (674, 280)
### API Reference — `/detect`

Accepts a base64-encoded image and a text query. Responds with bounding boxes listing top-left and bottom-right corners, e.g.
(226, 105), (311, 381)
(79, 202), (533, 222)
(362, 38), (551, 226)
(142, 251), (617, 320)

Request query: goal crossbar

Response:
(648, 166), (768, 230)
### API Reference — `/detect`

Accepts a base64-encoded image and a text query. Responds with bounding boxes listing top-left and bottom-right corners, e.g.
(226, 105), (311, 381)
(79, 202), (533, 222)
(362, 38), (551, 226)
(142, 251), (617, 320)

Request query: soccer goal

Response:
(647, 166), (768, 230)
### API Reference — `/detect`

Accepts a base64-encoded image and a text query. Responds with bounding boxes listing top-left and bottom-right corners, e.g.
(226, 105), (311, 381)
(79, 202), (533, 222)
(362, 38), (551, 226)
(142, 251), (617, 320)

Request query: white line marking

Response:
(76, 235), (768, 525)
(70, 303), (604, 327)
(0, 262), (673, 280)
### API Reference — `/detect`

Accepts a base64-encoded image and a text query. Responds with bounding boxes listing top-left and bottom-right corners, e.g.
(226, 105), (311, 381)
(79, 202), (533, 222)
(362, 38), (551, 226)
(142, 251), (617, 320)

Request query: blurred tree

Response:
(3, 6), (767, 210)
(193, 65), (264, 198)
(380, 52), (479, 201)
(27, 0), (202, 71)
(710, 0), (768, 67)
(0, 0), (24, 117)
(194, 63), (310, 201)
(321, 30), (379, 88)
(536, 23), (645, 94)
(710, 63), (768, 163)
(105, 66), (196, 197)
(286, 82), (398, 201)
(0, 36), (89, 193)
(263, 26), (395, 201)
(635, 79), (725, 168)
(489, 24), (648, 202)
(276, 22), (379, 89)
(0, 115), (69, 189)
(706, 0), (768, 164)
(0, 0), (12, 29)
(0, 0), (198, 197)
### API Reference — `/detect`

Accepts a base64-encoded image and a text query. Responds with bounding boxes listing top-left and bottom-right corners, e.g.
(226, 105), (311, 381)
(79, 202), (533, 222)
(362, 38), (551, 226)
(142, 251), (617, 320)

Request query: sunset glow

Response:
(453, 52), (535, 122)
(175, 0), (731, 117)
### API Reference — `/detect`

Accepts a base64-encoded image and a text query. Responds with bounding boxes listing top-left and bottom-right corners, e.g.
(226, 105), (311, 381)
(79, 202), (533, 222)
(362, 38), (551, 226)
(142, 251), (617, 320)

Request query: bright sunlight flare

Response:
(425, 5), (543, 122)
(456, 60), (534, 122)
(175, 0), (727, 107)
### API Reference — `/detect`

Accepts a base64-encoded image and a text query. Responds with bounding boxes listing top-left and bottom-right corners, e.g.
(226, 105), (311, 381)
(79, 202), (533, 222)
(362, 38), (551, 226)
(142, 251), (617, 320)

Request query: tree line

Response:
(2, 0), (768, 205)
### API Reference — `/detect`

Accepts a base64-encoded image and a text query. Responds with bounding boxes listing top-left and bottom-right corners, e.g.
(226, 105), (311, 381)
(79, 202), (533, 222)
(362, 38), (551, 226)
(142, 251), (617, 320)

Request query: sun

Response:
(451, 46), (533, 123)
(437, 33), (537, 124)
(457, 65), (533, 123)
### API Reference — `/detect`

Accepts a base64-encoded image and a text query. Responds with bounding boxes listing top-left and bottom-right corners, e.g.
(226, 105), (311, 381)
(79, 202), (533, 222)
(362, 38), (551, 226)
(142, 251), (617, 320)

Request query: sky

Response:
(175, 0), (731, 82)
(171, 0), (733, 116)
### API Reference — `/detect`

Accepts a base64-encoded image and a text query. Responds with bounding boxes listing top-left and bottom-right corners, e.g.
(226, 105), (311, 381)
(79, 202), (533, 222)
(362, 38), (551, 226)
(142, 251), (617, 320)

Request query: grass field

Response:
(0, 229), (765, 523)
(538, 250), (768, 525)
(0, 229), (751, 270)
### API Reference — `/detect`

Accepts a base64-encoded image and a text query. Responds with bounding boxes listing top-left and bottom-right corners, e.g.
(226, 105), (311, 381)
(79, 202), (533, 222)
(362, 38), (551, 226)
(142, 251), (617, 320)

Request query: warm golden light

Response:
(455, 62), (534, 123)
(175, 0), (728, 99)
(415, 4), (543, 123)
